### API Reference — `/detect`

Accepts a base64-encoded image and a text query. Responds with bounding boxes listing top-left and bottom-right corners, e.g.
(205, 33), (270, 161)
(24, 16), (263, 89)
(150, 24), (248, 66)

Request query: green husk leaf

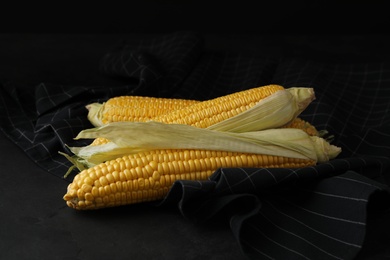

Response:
(58, 151), (89, 178)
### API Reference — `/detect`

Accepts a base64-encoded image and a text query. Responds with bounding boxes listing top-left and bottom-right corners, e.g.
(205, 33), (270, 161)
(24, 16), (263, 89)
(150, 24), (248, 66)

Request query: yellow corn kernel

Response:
(90, 137), (110, 146)
(98, 96), (199, 125)
(283, 117), (319, 136)
(64, 148), (315, 210)
(151, 84), (285, 128)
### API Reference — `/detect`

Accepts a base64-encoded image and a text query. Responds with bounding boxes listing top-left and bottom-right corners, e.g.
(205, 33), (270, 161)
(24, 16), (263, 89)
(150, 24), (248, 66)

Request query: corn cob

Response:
(151, 84), (285, 128)
(63, 148), (315, 210)
(88, 84), (285, 146)
(87, 95), (200, 127)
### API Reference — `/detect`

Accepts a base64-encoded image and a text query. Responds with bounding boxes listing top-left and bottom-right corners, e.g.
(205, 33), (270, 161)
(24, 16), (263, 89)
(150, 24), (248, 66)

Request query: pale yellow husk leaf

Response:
(67, 121), (341, 170)
(86, 103), (104, 127)
(207, 87), (315, 132)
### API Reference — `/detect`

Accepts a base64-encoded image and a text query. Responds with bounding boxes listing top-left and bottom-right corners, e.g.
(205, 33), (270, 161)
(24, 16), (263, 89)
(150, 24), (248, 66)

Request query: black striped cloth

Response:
(1, 31), (389, 259)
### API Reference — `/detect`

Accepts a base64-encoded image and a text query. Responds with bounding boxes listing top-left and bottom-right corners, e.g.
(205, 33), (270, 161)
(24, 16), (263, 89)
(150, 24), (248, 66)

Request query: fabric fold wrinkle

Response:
(157, 157), (390, 259)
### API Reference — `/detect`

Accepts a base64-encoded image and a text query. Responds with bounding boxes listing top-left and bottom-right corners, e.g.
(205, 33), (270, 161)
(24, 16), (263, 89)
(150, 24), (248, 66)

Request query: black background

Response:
(1, 1), (389, 34)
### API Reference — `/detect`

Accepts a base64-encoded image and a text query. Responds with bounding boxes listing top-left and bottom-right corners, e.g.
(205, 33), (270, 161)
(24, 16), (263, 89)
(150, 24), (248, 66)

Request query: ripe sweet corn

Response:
(152, 84), (285, 128)
(62, 84), (339, 210)
(63, 148), (315, 210)
(87, 96), (200, 127)
(87, 84), (286, 146)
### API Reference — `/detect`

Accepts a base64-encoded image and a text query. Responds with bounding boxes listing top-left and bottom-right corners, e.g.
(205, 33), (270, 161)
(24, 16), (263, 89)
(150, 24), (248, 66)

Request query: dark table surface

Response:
(1, 32), (390, 260)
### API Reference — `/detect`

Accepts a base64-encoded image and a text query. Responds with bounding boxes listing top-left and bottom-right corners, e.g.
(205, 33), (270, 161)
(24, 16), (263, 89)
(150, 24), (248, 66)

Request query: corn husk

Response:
(86, 103), (104, 127)
(66, 121), (341, 171)
(86, 87), (315, 132)
(207, 87), (315, 132)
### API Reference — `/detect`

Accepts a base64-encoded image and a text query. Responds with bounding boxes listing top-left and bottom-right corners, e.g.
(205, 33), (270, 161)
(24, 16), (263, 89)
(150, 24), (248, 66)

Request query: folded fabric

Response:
(1, 31), (389, 259)
(158, 157), (390, 259)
